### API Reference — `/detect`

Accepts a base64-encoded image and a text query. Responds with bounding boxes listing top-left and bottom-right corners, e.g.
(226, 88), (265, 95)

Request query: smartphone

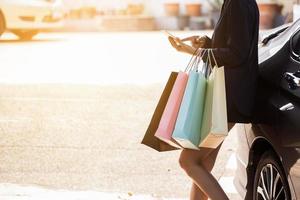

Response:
(163, 30), (177, 39)
(163, 30), (183, 45)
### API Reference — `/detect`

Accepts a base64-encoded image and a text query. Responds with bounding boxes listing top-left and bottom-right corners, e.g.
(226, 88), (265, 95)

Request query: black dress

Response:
(204, 0), (260, 123)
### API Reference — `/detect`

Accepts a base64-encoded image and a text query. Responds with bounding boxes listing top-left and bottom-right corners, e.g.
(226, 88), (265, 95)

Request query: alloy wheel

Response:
(256, 163), (288, 200)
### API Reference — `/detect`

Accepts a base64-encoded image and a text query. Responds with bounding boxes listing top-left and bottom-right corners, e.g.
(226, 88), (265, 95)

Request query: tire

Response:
(0, 11), (5, 37)
(11, 30), (38, 40)
(253, 151), (291, 200)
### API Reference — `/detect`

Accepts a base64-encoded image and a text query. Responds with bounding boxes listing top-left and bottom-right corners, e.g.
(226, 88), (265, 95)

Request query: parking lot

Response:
(0, 32), (241, 200)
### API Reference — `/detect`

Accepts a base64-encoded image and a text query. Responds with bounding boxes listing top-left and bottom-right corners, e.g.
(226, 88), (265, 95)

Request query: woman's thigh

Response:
(180, 123), (235, 170)
(203, 123), (235, 169)
(180, 145), (222, 171)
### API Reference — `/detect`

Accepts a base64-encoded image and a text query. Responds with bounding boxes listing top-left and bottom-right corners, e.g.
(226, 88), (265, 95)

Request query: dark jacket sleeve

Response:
(211, 1), (252, 68)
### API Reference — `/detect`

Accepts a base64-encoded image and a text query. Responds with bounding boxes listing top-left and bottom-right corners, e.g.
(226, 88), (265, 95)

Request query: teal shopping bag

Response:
(172, 70), (207, 149)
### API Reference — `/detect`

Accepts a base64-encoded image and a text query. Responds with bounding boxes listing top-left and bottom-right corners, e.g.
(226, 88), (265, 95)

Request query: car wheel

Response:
(253, 151), (291, 200)
(0, 11), (5, 37)
(12, 30), (38, 40)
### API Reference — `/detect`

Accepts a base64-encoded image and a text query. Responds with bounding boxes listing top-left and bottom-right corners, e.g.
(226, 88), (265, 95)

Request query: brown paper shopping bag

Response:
(141, 72), (180, 152)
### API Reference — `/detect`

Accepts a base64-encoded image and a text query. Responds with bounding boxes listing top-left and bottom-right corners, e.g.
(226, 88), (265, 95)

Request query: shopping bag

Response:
(141, 72), (180, 152)
(172, 62), (207, 149)
(154, 71), (188, 148)
(199, 50), (228, 148)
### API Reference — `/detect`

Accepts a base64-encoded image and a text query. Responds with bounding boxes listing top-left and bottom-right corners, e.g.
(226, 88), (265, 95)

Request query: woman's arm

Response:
(210, 1), (252, 68)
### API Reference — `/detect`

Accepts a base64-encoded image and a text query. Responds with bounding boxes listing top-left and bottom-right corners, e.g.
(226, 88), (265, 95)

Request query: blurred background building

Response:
(31, 0), (298, 31)
(4, 0), (296, 39)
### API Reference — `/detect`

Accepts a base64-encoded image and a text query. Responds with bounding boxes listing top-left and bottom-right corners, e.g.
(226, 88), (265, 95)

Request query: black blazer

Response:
(204, 0), (259, 119)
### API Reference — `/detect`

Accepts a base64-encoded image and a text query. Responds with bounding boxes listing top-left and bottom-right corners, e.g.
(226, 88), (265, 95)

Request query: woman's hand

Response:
(181, 36), (207, 49)
(168, 35), (207, 55)
(168, 36), (197, 55)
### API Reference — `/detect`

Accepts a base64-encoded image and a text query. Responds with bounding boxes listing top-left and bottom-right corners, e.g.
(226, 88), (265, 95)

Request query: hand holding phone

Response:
(163, 30), (183, 45)
(165, 31), (197, 55)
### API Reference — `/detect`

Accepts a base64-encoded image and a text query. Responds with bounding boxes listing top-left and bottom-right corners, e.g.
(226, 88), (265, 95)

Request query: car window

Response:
(262, 27), (289, 45)
(260, 23), (291, 44)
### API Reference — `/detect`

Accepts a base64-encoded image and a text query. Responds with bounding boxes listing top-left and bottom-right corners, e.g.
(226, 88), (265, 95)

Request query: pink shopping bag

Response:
(155, 71), (188, 148)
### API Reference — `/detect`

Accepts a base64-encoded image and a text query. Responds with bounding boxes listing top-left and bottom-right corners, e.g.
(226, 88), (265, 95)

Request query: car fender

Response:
(248, 135), (297, 200)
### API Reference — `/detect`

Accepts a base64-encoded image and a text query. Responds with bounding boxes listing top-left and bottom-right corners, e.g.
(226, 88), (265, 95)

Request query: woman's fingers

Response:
(181, 36), (199, 42)
(192, 40), (205, 48)
(179, 42), (196, 54)
(168, 37), (180, 50)
(168, 36), (197, 54)
(169, 37), (187, 50)
(180, 36), (207, 49)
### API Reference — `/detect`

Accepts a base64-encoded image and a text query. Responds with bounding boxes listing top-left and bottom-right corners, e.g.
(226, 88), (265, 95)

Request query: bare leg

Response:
(180, 123), (235, 200)
(180, 146), (227, 200)
(190, 183), (208, 200)
(190, 140), (222, 200)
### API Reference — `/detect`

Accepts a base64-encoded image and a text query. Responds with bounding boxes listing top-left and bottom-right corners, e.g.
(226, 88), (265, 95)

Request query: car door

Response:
(278, 29), (300, 146)
(277, 29), (300, 199)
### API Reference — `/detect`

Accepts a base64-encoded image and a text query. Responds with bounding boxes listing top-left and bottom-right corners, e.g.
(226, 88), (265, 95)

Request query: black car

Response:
(234, 19), (300, 200)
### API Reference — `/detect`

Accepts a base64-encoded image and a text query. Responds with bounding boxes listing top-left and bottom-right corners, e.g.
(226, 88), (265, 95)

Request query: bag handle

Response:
(186, 48), (208, 73)
(203, 49), (212, 78)
(193, 49), (208, 73)
(209, 49), (219, 68)
(208, 50), (213, 69)
(184, 47), (201, 72)
(203, 49), (219, 78)
(189, 49), (203, 72)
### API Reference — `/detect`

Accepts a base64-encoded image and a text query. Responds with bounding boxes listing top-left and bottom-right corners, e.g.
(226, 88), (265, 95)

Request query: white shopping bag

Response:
(199, 50), (228, 148)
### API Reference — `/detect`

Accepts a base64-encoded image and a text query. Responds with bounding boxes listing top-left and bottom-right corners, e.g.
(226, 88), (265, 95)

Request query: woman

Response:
(168, 0), (259, 199)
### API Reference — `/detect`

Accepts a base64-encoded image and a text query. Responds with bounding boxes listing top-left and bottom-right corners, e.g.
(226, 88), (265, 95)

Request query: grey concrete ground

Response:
(0, 32), (241, 199)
